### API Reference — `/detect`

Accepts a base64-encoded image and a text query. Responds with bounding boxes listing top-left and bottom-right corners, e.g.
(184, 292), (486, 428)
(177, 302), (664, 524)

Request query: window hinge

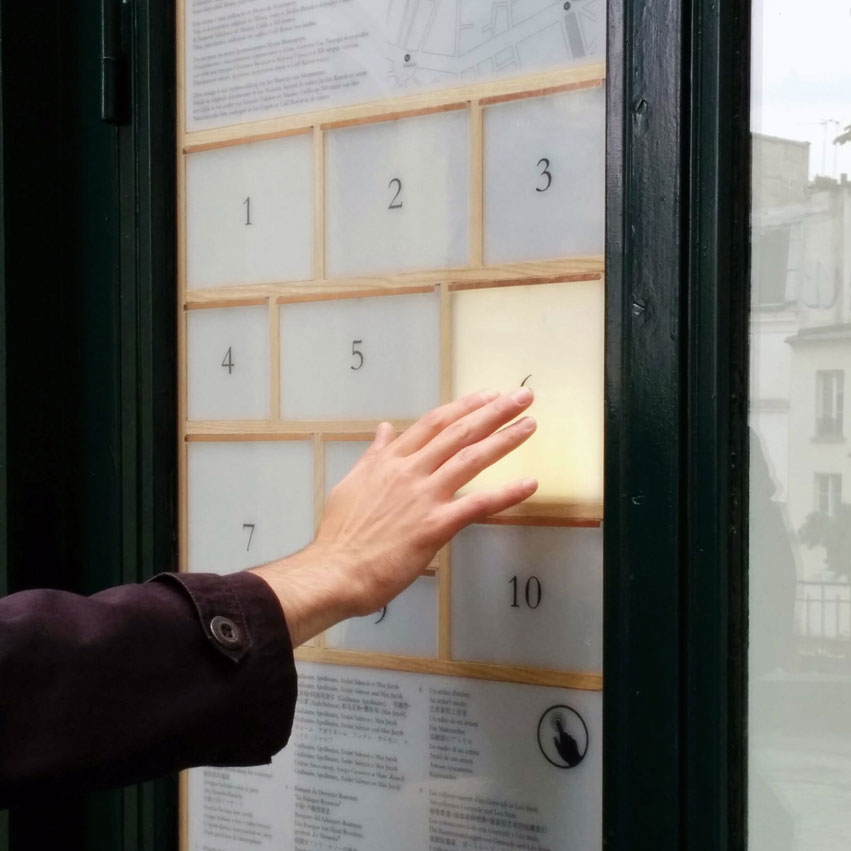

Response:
(101, 0), (131, 125)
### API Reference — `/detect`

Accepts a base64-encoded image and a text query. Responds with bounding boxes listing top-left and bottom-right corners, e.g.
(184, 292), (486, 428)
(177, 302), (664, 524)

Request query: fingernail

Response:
(517, 416), (536, 432)
(521, 478), (538, 490)
(481, 389), (500, 402)
(512, 387), (533, 404)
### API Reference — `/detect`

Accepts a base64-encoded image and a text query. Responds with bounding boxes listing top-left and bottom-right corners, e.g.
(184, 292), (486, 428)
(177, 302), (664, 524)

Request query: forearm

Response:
(250, 544), (359, 647)
(0, 572), (296, 807)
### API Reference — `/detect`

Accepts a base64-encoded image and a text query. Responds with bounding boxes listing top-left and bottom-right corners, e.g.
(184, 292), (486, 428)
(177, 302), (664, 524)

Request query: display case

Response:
(178, 2), (606, 848)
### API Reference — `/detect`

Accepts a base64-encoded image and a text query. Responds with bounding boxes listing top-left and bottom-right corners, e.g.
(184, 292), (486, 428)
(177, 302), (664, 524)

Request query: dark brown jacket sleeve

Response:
(0, 571), (297, 809)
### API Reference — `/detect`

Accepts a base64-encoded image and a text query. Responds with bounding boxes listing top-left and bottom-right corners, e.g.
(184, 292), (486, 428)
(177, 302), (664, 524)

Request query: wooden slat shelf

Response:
(181, 62), (607, 153)
(183, 260), (604, 306)
(293, 646), (603, 692)
(184, 419), (417, 438)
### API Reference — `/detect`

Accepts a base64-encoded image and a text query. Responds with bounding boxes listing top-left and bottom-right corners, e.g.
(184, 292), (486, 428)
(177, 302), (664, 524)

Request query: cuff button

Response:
(210, 615), (242, 648)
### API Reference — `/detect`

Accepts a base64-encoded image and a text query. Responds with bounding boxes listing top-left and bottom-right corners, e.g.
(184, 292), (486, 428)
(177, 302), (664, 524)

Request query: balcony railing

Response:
(796, 581), (851, 641)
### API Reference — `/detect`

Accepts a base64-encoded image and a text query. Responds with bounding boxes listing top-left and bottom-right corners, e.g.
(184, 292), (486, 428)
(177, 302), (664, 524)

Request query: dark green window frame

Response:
(0, 0), (752, 847)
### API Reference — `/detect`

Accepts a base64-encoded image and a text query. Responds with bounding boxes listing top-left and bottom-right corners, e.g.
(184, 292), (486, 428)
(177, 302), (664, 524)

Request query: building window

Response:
(815, 370), (844, 437)
(814, 473), (842, 517)
(753, 225), (790, 307)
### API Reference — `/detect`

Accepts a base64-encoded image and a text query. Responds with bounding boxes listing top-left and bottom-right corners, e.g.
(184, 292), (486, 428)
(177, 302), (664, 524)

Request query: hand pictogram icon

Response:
(553, 716), (583, 767)
(537, 705), (588, 769)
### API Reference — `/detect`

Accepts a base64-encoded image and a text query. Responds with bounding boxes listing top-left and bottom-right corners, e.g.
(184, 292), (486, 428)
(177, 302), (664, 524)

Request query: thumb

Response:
(371, 421), (396, 451)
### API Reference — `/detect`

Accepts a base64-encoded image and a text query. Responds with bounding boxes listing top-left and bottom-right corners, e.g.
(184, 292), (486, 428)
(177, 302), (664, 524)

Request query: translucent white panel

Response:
(280, 292), (440, 420)
(325, 576), (438, 656)
(483, 86), (605, 263)
(186, 0), (606, 132)
(255, 664), (603, 851)
(452, 525), (602, 671)
(452, 280), (604, 504)
(186, 134), (313, 288)
(187, 306), (269, 421)
(187, 764), (286, 851)
(188, 441), (313, 575)
(325, 111), (469, 276)
(324, 441), (370, 496)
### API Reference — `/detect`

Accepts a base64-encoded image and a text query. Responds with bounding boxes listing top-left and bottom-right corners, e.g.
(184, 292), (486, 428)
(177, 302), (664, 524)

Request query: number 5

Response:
(351, 339), (364, 371)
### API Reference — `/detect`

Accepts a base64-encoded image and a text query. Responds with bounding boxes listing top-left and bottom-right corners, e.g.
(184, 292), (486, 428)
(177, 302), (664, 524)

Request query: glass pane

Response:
(749, 1), (851, 847)
(180, 2), (608, 848)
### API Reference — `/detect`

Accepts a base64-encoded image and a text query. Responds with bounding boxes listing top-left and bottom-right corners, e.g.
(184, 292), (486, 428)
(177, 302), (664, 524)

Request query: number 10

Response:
(509, 575), (542, 609)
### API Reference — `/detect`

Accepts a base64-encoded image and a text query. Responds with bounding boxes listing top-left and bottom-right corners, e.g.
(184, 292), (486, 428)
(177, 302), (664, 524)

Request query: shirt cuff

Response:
(149, 570), (293, 663)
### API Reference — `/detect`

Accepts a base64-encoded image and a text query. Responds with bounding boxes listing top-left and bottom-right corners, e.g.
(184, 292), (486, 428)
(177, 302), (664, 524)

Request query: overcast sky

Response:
(753, 0), (851, 178)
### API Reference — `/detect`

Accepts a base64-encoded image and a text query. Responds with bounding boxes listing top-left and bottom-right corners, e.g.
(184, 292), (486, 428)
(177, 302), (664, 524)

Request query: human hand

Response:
(251, 389), (538, 646)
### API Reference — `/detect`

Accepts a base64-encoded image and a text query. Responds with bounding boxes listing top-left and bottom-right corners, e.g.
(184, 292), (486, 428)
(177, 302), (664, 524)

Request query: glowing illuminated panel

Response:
(185, 134), (313, 288)
(452, 279), (604, 505)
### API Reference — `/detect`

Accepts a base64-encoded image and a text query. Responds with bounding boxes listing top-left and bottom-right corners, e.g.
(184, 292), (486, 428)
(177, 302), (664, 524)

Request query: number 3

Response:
(536, 158), (552, 192)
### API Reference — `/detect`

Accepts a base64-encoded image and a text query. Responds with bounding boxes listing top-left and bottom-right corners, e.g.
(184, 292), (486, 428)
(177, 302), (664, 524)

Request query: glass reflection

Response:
(749, 1), (851, 847)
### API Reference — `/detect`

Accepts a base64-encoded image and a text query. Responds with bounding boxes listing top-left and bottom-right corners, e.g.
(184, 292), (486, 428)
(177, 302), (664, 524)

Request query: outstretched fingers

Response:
(413, 387), (534, 473)
(432, 414), (537, 495)
(391, 390), (499, 456)
(443, 478), (539, 532)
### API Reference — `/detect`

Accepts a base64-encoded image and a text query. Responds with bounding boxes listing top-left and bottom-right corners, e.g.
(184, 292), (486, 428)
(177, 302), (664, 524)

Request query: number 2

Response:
(351, 340), (364, 371)
(222, 347), (235, 374)
(388, 178), (403, 209)
(243, 523), (255, 551)
(536, 158), (552, 192)
(510, 575), (542, 609)
(243, 196), (252, 225)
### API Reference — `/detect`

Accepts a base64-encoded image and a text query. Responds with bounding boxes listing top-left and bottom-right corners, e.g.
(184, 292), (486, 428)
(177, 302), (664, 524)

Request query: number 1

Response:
(243, 196), (252, 225)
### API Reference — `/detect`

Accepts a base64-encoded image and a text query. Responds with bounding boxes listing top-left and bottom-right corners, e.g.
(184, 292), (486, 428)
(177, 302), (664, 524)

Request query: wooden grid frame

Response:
(178, 53), (606, 691)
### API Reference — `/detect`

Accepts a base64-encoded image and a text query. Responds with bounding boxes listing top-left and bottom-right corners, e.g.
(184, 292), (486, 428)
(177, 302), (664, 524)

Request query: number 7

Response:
(243, 523), (255, 551)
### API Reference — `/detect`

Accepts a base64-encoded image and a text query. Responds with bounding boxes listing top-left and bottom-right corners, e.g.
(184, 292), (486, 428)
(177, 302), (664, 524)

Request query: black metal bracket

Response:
(101, 0), (130, 124)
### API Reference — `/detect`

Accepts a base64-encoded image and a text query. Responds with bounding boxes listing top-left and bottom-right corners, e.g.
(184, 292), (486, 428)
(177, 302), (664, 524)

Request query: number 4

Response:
(221, 347), (235, 374)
